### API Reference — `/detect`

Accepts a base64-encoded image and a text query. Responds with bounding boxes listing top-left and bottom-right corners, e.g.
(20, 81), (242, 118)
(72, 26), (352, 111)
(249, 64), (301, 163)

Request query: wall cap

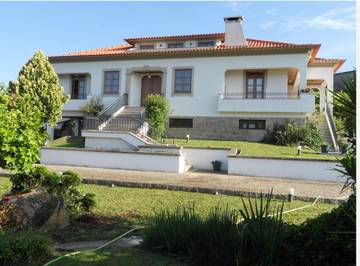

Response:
(227, 154), (337, 163)
(41, 146), (181, 157)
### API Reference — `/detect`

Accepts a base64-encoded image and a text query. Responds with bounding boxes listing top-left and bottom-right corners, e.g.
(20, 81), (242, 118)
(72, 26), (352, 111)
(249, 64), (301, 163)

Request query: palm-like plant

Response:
(331, 71), (356, 193)
(237, 191), (285, 266)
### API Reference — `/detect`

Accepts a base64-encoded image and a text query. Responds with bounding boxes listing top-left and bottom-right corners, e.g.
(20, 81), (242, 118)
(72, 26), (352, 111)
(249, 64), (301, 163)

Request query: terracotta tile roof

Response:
(50, 35), (345, 72)
(124, 33), (225, 44)
(52, 36), (320, 60)
(308, 57), (345, 73)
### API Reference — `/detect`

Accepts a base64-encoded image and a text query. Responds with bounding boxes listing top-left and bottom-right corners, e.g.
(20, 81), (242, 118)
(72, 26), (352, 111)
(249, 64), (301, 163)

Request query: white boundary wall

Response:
(183, 147), (230, 171)
(41, 147), (185, 173)
(228, 156), (342, 182)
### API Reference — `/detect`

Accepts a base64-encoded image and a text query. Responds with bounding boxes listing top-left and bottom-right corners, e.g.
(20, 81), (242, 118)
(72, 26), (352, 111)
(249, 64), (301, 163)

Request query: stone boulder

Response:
(0, 189), (69, 231)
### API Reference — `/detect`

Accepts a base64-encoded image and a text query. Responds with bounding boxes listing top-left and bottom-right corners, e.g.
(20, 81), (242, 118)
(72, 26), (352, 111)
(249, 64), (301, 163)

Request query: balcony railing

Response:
(219, 92), (300, 99)
(218, 92), (315, 113)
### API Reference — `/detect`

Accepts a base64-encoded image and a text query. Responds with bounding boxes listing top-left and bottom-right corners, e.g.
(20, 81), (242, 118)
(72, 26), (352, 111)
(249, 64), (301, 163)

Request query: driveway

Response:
(43, 164), (349, 203)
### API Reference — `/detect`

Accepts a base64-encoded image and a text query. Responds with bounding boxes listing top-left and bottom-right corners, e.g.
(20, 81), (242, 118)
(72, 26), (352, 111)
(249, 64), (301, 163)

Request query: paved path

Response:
(44, 165), (349, 203)
(55, 236), (143, 251)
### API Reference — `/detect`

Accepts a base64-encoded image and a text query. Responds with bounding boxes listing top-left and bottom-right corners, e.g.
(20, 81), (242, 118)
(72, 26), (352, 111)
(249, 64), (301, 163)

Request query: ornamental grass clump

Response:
(144, 192), (285, 266)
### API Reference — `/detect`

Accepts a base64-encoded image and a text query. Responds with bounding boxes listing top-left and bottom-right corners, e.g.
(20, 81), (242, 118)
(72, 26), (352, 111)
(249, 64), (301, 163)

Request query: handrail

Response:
(97, 94), (127, 117)
(324, 101), (339, 151)
(219, 92), (300, 99)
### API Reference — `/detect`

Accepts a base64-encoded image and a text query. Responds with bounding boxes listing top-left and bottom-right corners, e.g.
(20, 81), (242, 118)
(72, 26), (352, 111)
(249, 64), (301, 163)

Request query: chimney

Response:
(224, 16), (246, 46)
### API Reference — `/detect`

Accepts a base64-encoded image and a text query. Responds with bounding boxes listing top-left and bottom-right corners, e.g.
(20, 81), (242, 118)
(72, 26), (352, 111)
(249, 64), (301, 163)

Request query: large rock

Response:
(0, 189), (69, 231)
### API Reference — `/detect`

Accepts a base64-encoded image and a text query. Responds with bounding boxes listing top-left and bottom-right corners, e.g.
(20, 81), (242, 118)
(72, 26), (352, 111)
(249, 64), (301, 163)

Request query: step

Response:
(184, 165), (193, 172)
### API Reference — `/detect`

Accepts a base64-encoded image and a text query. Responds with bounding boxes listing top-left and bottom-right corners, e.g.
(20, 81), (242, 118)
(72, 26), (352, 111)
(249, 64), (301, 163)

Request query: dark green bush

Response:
(10, 165), (49, 193)
(0, 228), (52, 266)
(266, 121), (322, 150)
(301, 122), (322, 150)
(280, 195), (355, 266)
(9, 167), (95, 216)
(144, 94), (169, 139)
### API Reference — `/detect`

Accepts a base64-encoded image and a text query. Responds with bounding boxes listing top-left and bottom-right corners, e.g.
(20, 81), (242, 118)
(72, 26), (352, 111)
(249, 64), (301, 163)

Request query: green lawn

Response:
(51, 247), (187, 266)
(47, 136), (85, 148)
(0, 176), (335, 242)
(0, 176), (337, 265)
(163, 138), (338, 161)
(46, 136), (337, 161)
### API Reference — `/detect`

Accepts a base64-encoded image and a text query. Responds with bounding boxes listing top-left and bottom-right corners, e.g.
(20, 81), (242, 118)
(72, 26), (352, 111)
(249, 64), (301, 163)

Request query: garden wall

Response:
(41, 147), (185, 173)
(183, 147), (231, 171)
(228, 156), (342, 182)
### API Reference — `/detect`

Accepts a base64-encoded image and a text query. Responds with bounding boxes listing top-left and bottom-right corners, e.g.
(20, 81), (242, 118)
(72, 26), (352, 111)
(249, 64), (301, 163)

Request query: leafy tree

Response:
(0, 93), (46, 172)
(14, 50), (68, 126)
(144, 94), (169, 139)
(0, 51), (67, 172)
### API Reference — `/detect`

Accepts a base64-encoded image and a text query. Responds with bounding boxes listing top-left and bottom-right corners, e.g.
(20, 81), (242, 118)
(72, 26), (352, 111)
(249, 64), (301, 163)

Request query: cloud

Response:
(260, 21), (277, 29)
(282, 6), (355, 31)
(265, 7), (277, 15)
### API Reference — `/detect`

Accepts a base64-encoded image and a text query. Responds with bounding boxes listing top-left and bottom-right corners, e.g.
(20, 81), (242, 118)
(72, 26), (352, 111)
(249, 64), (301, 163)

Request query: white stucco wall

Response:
(85, 137), (135, 150)
(82, 130), (148, 149)
(307, 67), (334, 112)
(228, 156), (343, 182)
(41, 147), (186, 173)
(266, 69), (288, 96)
(52, 53), (309, 117)
(183, 147), (230, 171)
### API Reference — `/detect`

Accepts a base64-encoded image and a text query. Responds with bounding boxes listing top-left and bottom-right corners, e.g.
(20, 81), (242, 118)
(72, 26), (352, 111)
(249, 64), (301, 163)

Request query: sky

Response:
(0, 1), (356, 83)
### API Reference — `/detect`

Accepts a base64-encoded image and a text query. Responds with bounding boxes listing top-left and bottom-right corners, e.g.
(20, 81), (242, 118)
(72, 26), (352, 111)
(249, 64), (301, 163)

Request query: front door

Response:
(141, 75), (161, 106)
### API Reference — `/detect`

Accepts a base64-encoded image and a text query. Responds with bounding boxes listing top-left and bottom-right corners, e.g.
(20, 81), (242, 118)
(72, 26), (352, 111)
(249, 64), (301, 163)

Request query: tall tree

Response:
(0, 51), (67, 172)
(14, 50), (68, 126)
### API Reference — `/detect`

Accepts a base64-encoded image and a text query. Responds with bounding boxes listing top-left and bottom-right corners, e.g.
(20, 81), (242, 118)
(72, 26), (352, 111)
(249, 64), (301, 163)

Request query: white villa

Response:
(48, 16), (344, 149)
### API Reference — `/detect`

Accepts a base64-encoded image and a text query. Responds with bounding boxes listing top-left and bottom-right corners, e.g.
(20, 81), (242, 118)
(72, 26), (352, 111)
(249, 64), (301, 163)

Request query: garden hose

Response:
(42, 226), (147, 266)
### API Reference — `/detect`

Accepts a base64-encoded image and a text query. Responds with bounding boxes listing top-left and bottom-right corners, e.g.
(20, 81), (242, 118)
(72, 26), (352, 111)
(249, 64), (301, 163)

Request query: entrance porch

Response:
(126, 66), (167, 107)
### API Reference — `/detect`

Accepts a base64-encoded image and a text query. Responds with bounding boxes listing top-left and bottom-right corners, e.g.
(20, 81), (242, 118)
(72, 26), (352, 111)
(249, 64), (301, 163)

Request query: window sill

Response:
(172, 92), (192, 97)
(102, 93), (120, 96)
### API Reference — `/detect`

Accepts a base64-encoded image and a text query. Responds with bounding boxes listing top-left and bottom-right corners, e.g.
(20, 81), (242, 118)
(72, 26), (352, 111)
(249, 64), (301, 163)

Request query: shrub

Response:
(0, 228), (52, 266)
(144, 94), (169, 139)
(10, 165), (50, 193)
(81, 96), (104, 116)
(280, 195), (355, 266)
(274, 122), (302, 146)
(41, 170), (95, 216)
(301, 121), (322, 150)
(9, 167), (95, 216)
(266, 121), (322, 150)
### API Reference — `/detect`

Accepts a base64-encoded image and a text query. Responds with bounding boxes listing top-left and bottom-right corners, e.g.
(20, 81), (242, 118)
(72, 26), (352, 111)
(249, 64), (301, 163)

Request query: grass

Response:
(47, 136), (85, 148)
(163, 138), (338, 161)
(0, 176), (335, 242)
(46, 136), (337, 161)
(51, 247), (187, 266)
(0, 176), (337, 265)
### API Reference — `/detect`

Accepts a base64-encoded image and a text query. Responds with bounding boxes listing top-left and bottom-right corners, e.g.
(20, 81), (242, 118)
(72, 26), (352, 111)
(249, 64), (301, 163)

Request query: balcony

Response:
(63, 99), (87, 111)
(218, 92), (315, 113)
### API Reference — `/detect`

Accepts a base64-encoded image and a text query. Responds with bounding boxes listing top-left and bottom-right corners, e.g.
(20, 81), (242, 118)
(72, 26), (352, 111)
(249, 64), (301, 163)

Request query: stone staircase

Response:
(115, 107), (145, 118)
(102, 107), (145, 132)
(311, 113), (335, 149)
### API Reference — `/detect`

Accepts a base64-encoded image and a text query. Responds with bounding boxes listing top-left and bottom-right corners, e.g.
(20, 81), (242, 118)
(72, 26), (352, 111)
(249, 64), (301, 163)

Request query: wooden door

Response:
(246, 72), (264, 99)
(141, 75), (161, 105)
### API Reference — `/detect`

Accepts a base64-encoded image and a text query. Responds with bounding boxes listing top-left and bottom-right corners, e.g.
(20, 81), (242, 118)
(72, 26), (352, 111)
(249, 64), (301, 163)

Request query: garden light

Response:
(288, 188), (295, 202)
(186, 134), (190, 143)
(296, 145), (302, 155)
